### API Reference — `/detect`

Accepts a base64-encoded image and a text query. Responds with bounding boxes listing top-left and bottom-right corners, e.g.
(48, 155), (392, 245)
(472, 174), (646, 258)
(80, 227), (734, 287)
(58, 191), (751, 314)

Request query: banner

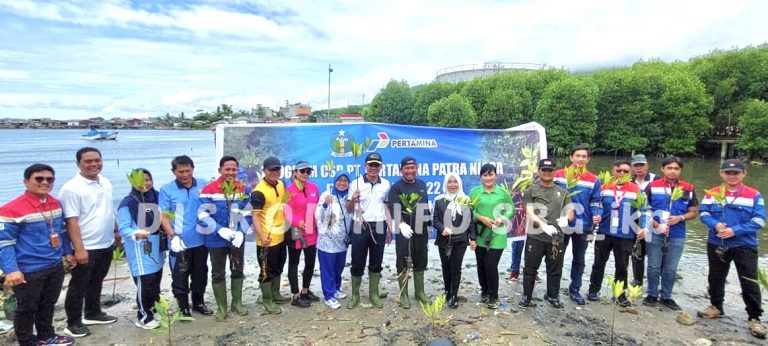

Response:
(215, 122), (547, 239)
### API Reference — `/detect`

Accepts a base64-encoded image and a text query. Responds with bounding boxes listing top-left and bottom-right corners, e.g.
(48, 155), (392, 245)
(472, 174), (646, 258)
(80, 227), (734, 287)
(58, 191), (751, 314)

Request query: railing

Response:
(707, 125), (741, 138)
(436, 62), (547, 77)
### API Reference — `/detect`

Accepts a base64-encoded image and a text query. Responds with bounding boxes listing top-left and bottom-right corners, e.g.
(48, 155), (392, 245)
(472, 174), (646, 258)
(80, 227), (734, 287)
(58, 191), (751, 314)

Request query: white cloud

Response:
(0, 0), (766, 119)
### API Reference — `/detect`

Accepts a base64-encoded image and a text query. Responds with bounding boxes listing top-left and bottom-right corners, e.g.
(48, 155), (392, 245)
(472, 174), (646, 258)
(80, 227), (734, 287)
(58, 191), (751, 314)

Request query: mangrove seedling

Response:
(111, 246), (125, 300)
(154, 296), (195, 346)
(704, 183), (727, 205)
(420, 294), (447, 328)
(744, 269), (768, 292)
(398, 192), (422, 215)
(607, 277), (643, 346)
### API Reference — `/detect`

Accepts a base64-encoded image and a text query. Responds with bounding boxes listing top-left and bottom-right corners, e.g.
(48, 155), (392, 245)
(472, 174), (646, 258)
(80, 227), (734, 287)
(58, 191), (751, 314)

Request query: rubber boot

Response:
(271, 278), (290, 304)
(176, 295), (192, 321)
(398, 273), (411, 309)
(347, 276), (361, 309)
(212, 282), (228, 322)
(230, 278), (248, 316)
(414, 271), (431, 305)
(259, 282), (282, 314)
(369, 272), (383, 308)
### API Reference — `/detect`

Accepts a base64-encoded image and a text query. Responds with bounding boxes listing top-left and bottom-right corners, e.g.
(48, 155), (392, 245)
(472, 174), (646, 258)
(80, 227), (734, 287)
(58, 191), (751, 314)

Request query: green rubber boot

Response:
(398, 272), (411, 309)
(414, 271), (431, 305)
(347, 276), (362, 309)
(259, 282), (282, 314)
(271, 277), (290, 304)
(212, 282), (228, 322)
(230, 278), (248, 316)
(369, 272), (383, 308)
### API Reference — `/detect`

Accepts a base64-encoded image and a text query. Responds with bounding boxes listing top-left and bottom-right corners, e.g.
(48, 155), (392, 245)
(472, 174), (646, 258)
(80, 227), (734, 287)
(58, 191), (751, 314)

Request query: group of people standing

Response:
(0, 144), (765, 345)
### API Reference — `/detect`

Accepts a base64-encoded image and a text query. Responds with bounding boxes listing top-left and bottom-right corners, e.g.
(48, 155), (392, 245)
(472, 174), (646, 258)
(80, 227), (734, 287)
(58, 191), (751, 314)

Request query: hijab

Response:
(435, 172), (465, 218)
(332, 171), (350, 199)
(118, 168), (159, 228)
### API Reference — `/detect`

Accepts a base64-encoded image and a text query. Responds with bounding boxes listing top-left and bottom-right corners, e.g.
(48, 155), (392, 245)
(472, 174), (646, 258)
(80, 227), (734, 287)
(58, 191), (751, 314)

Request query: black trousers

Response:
(170, 245), (209, 304)
(475, 246), (503, 300)
(65, 246), (113, 326)
(287, 244), (317, 294)
(13, 264), (65, 346)
(209, 245), (245, 284)
(257, 242), (287, 283)
(631, 239), (646, 284)
(133, 270), (162, 324)
(707, 244), (763, 319)
(589, 235), (634, 295)
(350, 221), (387, 277)
(522, 237), (565, 298)
(438, 240), (468, 297)
(396, 233), (429, 274)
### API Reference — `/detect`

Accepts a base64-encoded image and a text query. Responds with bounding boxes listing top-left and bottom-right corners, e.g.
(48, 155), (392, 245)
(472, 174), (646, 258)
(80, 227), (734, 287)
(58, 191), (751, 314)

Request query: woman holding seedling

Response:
(469, 163), (514, 309)
(285, 161), (321, 308)
(433, 172), (476, 309)
(316, 170), (352, 309)
(117, 168), (165, 330)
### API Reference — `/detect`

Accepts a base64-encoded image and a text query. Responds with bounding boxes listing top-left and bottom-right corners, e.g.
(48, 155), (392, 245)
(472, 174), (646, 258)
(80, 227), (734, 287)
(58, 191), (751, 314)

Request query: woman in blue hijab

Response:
(315, 171), (351, 309)
(117, 168), (165, 330)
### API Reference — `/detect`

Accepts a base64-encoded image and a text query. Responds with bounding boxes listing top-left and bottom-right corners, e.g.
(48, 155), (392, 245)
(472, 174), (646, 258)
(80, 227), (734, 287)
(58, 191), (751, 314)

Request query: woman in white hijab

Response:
(432, 172), (476, 308)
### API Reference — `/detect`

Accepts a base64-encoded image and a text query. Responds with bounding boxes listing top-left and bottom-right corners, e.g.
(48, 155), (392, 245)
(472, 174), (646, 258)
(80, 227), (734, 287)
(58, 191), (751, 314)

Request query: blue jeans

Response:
(646, 236), (685, 299)
(563, 233), (588, 294)
(508, 240), (524, 272)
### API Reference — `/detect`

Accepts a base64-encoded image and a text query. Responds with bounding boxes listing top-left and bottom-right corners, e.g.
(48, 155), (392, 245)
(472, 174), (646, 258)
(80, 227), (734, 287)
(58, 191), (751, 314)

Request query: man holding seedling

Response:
(519, 158), (574, 309)
(159, 155), (214, 319)
(643, 156), (698, 310)
(554, 145), (602, 305)
(251, 156), (290, 315)
(587, 159), (647, 307)
(630, 153), (659, 287)
(59, 147), (119, 337)
(387, 156), (431, 309)
(198, 156), (251, 321)
(698, 159), (766, 339)
(1, 164), (75, 346)
(346, 152), (392, 309)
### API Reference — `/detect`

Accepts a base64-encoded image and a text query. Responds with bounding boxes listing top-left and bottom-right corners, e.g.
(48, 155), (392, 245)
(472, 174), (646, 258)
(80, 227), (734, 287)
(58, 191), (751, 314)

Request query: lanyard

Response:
(724, 185), (744, 207)
(25, 197), (54, 232)
(612, 185), (626, 209)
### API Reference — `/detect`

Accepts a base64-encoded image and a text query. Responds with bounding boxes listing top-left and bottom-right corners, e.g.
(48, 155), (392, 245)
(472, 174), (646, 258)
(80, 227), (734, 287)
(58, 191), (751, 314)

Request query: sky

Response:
(0, 0), (766, 120)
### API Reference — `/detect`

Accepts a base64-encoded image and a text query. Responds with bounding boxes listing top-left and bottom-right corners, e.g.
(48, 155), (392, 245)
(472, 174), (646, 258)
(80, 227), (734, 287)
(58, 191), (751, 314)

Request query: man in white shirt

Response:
(345, 152), (392, 309)
(59, 147), (118, 338)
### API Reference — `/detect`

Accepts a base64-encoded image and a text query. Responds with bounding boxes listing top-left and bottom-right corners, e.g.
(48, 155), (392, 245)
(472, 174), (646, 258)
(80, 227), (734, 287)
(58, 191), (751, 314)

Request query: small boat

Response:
(82, 126), (118, 140)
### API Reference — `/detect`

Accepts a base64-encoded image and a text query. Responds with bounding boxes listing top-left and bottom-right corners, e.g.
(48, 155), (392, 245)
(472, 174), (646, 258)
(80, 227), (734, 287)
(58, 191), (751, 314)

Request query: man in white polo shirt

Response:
(345, 152), (392, 309)
(58, 147), (118, 338)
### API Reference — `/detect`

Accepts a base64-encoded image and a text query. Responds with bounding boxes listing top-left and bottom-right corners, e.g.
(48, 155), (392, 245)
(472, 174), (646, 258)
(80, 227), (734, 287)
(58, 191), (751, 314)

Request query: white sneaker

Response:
(135, 319), (160, 330)
(334, 290), (346, 299)
(325, 298), (340, 309)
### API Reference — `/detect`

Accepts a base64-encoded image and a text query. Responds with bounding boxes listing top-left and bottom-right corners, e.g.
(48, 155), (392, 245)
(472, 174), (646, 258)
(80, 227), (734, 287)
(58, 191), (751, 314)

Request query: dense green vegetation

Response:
(363, 45), (768, 158)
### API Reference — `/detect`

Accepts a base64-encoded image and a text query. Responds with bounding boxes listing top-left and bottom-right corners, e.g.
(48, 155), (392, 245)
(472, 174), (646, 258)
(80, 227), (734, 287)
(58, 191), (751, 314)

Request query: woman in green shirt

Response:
(470, 163), (515, 309)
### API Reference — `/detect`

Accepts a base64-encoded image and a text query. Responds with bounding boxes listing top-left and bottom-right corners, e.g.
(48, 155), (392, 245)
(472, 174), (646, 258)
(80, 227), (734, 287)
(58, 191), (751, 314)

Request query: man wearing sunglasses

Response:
(346, 152), (392, 309)
(587, 159), (647, 307)
(1, 164), (76, 346)
(698, 159), (766, 339)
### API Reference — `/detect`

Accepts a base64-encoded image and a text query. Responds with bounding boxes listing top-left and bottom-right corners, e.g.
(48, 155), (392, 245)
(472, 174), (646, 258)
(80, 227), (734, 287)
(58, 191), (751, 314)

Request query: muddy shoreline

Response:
(4, 240), (767, 345)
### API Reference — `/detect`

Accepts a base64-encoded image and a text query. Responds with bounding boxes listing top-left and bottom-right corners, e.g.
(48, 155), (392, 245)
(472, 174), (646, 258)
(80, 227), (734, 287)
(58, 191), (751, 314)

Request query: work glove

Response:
(217, 227), (237, 241)
(399, 222), (414, 239)
(231, 231), (244, 248)
(543, 225), (558, 236)
(170, 236), (187, 253)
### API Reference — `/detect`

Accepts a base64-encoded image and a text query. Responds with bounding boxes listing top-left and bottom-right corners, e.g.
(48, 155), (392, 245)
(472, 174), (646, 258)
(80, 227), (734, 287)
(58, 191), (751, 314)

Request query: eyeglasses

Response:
(34, 177), (55, 183)
(299, 168), (312, 174)
(614, 169), (630, 174)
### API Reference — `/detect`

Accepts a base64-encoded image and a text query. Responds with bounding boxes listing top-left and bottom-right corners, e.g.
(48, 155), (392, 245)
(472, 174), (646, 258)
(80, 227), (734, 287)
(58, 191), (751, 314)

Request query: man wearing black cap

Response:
(251, 156), (290, 314)
(519, 159), (574, 309)
(629, 154), (659, 287)
(346, 152), (392, 309)
(387, 156), (431, 309)
(698, 159), (766, 339)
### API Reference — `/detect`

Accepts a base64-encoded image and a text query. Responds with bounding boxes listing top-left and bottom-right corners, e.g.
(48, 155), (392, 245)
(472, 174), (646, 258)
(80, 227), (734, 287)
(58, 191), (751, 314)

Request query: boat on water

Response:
(82, 126), (118, 140)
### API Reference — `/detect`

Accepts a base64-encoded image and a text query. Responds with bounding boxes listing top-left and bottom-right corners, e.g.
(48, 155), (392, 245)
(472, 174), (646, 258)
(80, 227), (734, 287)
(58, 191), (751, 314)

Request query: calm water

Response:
(1, 129), (766, 256)
(0, 128), (217, 207)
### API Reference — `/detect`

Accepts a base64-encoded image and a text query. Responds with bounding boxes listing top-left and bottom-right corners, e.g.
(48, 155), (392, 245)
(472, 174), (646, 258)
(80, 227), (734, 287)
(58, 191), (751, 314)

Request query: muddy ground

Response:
(3, 240), (767, 346)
